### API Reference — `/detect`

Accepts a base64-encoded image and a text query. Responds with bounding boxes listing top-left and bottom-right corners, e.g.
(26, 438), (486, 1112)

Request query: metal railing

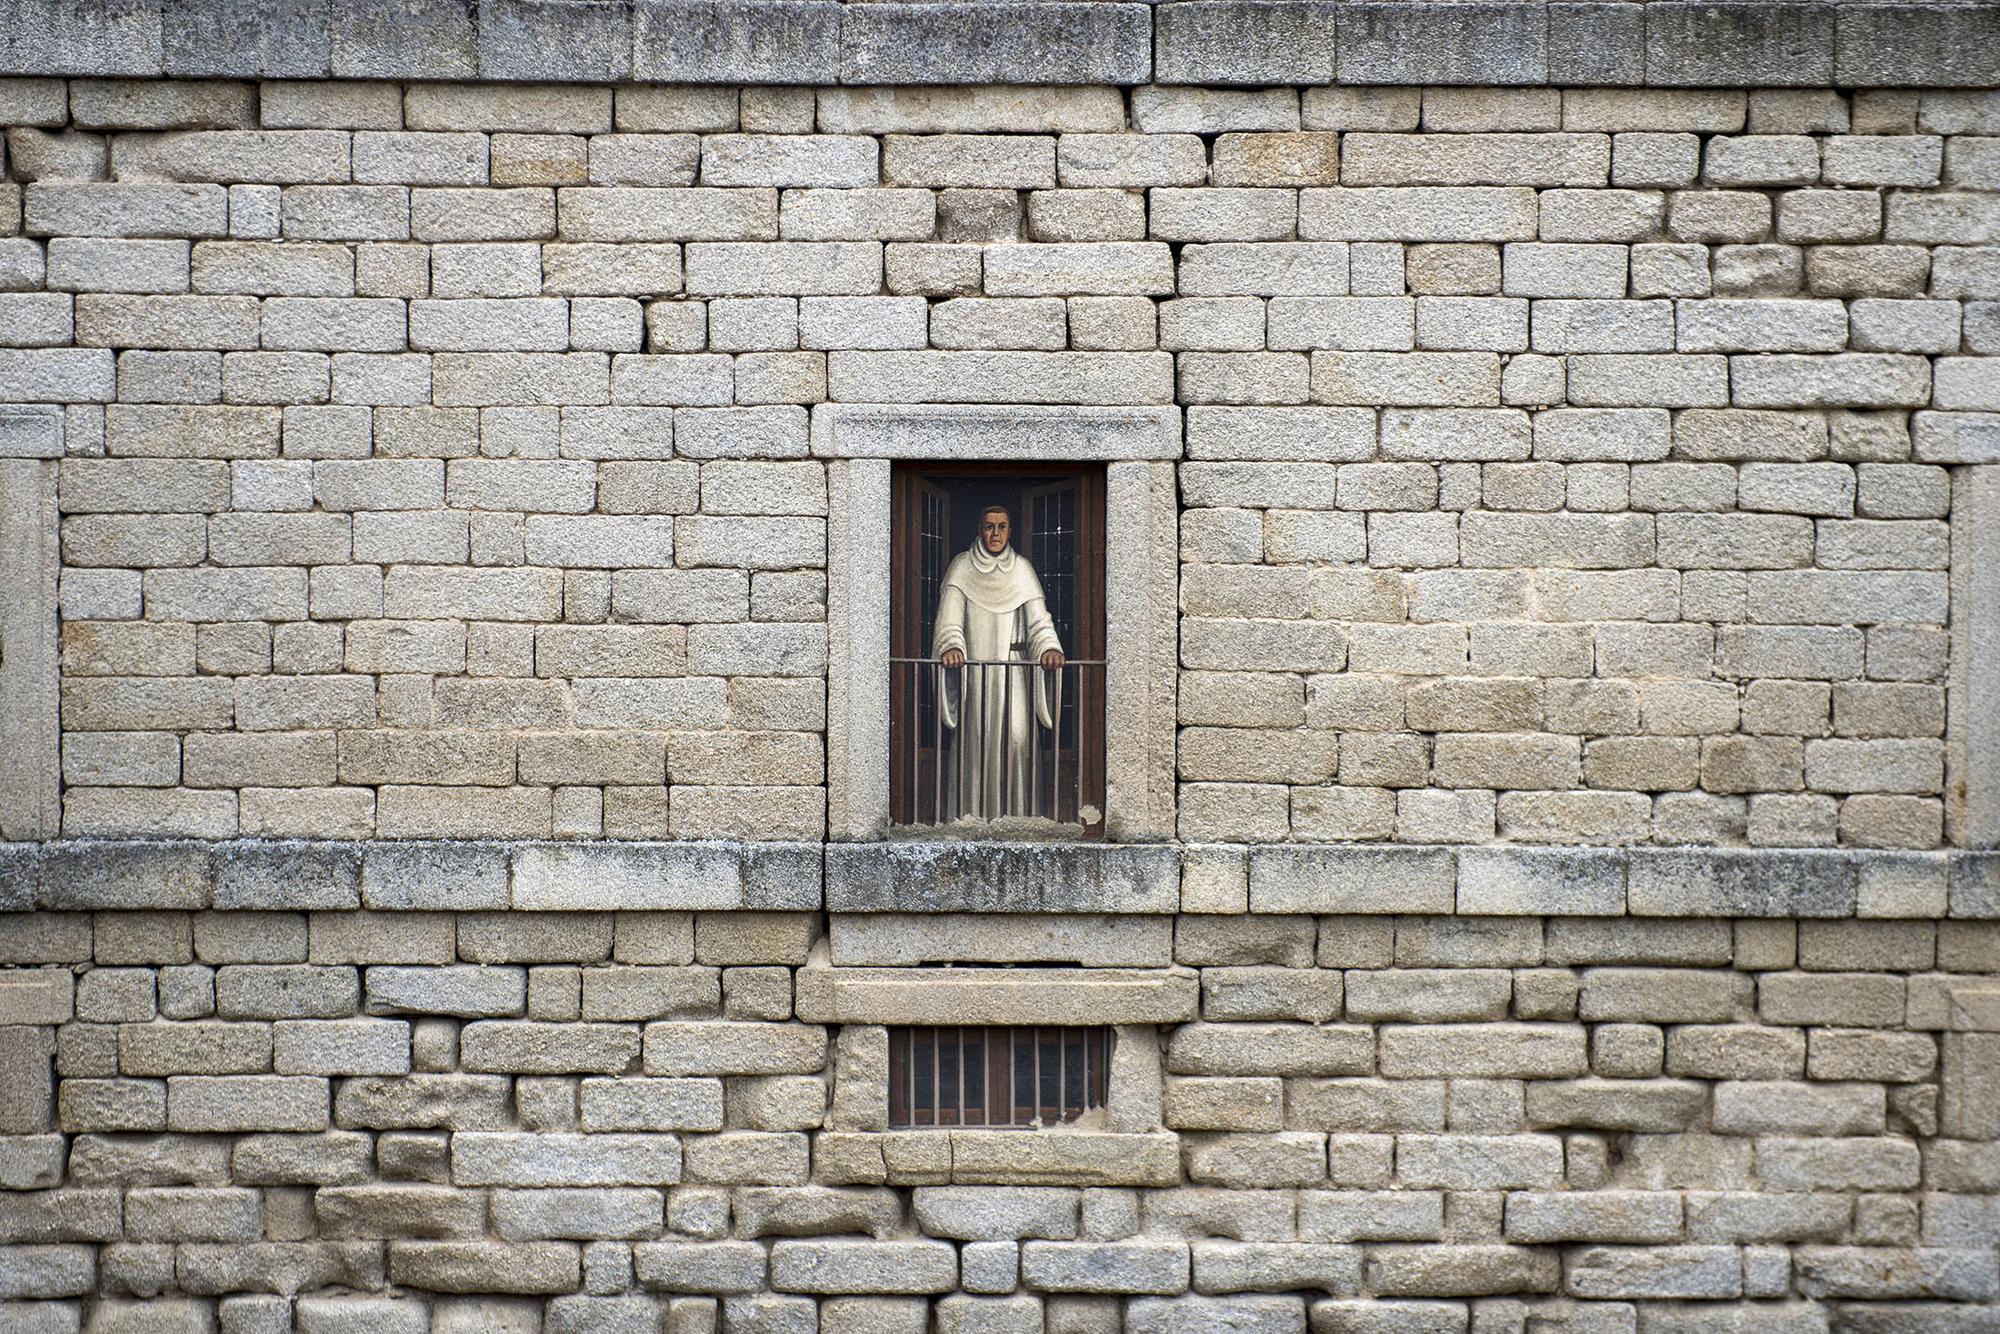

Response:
(889, 1025), (1110, 1128)
(891, 657), (1103, 828)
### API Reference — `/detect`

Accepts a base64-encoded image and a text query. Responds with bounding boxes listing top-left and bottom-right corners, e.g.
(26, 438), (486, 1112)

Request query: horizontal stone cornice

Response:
(3, 838), (1994, 919)
(0, 1), (1994, 88)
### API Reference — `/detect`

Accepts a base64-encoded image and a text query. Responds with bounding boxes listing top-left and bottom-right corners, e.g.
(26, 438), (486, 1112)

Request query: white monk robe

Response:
(929, 539), (1064, 819)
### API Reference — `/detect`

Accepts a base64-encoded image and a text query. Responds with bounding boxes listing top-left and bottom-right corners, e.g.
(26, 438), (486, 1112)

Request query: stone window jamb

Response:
(819, 404), (1180, 843)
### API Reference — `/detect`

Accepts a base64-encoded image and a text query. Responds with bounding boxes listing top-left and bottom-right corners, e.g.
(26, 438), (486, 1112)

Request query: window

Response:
(888, 1025), (1111, 1128)
(889, 464), (1107, 834)
(819, 406), (1179, 843)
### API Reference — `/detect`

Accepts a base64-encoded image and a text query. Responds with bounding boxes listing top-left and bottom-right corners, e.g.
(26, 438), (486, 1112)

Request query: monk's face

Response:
(980, 510), (1010, 554)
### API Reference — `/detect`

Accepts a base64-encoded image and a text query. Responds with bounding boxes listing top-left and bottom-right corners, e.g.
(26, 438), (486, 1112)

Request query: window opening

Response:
(890, 464), (1106, 834)
(887, 1025), (1111, 1128)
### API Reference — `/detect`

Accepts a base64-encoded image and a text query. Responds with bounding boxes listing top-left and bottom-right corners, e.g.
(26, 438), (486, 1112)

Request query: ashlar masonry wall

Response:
(0, 24), (1996, 1334)
(0, 77), (1993, 850)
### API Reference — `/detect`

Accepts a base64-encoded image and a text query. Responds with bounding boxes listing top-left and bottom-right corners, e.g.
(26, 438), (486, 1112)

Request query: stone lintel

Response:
(810, 405), (1183, 462)
(795, 965), (1198, 1025)
(0, 839), (1981, 918)
(10, 0), (1991, 86)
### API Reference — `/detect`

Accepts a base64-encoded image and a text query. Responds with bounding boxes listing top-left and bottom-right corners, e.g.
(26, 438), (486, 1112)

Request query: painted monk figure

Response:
(930, 505), (1065, 819)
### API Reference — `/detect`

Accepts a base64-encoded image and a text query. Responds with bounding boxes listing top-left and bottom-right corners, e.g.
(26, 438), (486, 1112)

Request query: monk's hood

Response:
(945, 540), (1047, 615)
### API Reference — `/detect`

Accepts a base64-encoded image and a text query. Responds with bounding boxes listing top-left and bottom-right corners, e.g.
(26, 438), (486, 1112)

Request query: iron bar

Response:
(892, 659), (1101, 829)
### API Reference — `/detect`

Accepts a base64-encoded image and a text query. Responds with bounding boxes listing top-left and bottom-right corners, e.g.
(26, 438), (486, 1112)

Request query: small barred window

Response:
(888, 1026), (1110, 1129)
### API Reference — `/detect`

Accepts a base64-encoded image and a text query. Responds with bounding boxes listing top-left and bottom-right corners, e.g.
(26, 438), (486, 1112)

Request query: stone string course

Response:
(4, 839), (2000, 919)
(0, 0), (1997, 89)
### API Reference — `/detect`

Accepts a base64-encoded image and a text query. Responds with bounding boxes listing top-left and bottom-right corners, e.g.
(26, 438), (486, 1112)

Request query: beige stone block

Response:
(796, 967), (1195, 1027)
(951, 1133), (1180, 1188)
(829, 915), (1170, 968)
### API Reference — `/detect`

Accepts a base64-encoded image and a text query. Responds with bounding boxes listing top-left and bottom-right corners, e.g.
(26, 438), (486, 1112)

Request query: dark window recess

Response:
(887, 1026), (1111, 1129)
(890, 463), (1107, 832)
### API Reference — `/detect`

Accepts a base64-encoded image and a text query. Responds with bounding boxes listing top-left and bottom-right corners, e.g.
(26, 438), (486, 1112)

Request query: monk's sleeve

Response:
(931, 584), (967, 657)
(1021, 596), (1062, 729)
(930, 584), (966, 729)
(1022, 595), (1061, 658)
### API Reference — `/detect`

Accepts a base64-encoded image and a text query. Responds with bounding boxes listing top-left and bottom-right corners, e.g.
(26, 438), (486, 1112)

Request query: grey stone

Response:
(1545, 917), (1732, 966)
(177, 1239), (385, 1296)
(0, 1026), (54, 1133)
(1628, 849), (1859, 918)
(1548, 3), (1645, 85)
(1646, 2), (1835, 87)
(362, 843), (510, 911)
(479, 0), (633, 82)
(0, 408), (61, 458)
(545, 1296), (665, 1334)
(1339, 3), (1547, 86)
(1837, 4), (2000, 88)
(1457, 848), (1626, 916)
(330, 0), (478, 79)
(1920, 413), (2000, 466)
(633, 1), (840, 84)
(0, 0), (163, 77)
(769, 1238), (957, 1295)
(740, 843), (823, 911)
(1022, 1240), (1190, 1295)
(0, 458), (57, 842)
(453, 1131), (683, 1187)
(215, 842), (361, 911)
(825, 843), (1178, 914)
(1953, 854), (2000, 920)
(915, 1186), (1078, 1242)
(1129, 1294), (1308, 1333)
(387, 1240), (581, 1295)
(1248, 847), (1456, 914)
(829, 912), (1169, 967)
(0, 1138), (67, 1193)
(732, 1185), (901, 1239)
(512, 843), (743, 912)
(334, 1073), (513, 1131)
(797, 965), (1195, 1025)
(168, 1073), (329, 1133)
(1952, 468), (2000, 851)
(841, 4), (1151, 85)
(633, 1239), (767, 1293)
(41, 842), (210, 910)
(1566, 1244), (1742, 1298)
(1153, 3), (1337, 86)
(811, 404), (1181, 462)
(162, 0), (331, 78)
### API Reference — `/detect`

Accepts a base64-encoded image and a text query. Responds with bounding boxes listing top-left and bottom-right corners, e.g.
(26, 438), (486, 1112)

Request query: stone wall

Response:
(4, 896), (2000, 1332)
(1, 2), (1999, 1329)
(0, 77), (1993, 849)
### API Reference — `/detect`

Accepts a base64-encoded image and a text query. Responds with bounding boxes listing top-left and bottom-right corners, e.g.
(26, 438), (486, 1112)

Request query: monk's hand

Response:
(1041, 650), (1065, 670)
(940, 649), (964, 669)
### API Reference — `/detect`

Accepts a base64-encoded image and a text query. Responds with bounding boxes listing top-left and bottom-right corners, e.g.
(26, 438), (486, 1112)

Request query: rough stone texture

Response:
(0, 81), (1980, 857)
(0, 455), (59, 838)
(0, 39), (1994, 1328)
(0, 2), (1989, 89)
(0, 905), (1983, 1315)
